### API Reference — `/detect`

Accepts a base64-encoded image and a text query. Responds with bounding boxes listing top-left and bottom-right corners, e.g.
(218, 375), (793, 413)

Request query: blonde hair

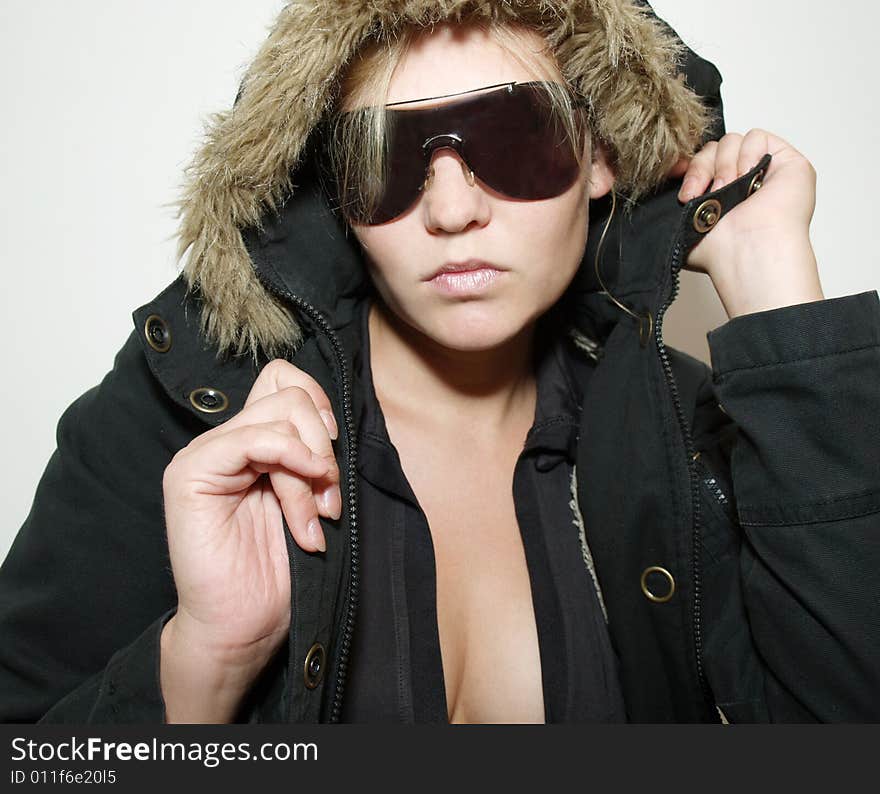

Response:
(322, 20), (598, 224)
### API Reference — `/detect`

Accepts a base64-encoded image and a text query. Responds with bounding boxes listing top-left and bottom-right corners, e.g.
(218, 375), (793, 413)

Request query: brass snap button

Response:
(693, 198), (722, 234)
(189, 387), (229, 414)
(303, 642), (326, 690)
(748, 169), (765, 196)
(144, 314), (171, 353)
(640, 566), (676, 603)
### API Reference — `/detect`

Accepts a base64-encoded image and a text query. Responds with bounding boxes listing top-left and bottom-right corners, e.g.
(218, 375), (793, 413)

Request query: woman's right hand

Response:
(159, 359), (341, 722)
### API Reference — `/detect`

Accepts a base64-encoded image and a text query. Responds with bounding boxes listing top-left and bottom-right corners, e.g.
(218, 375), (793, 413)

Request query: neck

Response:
(368, 298), (537, 440)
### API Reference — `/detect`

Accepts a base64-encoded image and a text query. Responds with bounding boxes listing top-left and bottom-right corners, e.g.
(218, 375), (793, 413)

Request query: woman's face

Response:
(349, 24), (615, 352)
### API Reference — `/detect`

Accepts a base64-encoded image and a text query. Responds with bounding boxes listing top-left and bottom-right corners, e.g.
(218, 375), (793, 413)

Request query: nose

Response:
(420, 147), (490, 233)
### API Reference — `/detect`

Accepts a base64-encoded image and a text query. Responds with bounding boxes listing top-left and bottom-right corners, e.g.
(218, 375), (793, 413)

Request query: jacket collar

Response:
(131, 152), (768, 432)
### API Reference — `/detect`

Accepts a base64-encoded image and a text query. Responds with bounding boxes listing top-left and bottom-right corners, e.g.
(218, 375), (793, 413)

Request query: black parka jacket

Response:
(2, 1), (879, 723)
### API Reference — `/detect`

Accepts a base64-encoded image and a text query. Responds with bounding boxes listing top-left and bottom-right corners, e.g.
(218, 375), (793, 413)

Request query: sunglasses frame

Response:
(321, 80), (589, 225)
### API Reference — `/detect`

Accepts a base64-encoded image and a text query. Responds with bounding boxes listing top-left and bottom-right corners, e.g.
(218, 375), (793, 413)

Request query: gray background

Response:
(2, 0), (877, 561)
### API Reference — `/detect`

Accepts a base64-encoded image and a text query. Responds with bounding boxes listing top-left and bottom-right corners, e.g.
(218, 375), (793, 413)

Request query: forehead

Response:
(385, 23), (560, 106)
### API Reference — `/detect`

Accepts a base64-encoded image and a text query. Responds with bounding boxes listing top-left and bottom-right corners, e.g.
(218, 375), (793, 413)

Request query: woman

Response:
(1, 1), (878, 724)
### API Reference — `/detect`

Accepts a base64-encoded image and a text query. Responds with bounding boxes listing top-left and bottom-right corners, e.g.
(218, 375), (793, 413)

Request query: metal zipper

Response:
(653, 240), (713, 706)
(694, 453), (734, 519)
(249, 275), (359, 724)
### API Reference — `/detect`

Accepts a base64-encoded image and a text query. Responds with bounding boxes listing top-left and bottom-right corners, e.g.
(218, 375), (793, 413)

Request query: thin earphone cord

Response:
(593, 189), (654, 345)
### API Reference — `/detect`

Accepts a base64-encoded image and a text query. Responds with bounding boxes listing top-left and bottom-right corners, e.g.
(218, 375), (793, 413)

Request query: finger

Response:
(178, 421), (330, 492)
(266, 464), (327, 553)
(192, 386), (332, 460)
(710, 132), (744, 191)
(231, 386), (342, 519)
(736, 128), (771, 179)
(249, 388), (340, 521)
(246, 359), (338, 440)
(187, 387), (342, 522)
(667, 155), (691, 179)
(231, 387), (335, 459)
(678, 141), (717, 202)
(174, 421), (330, 553)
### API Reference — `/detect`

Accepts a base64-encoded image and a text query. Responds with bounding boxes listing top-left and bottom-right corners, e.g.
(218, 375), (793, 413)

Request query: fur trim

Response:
(176, 1), (712, 358)
(569, 463), (608, 622)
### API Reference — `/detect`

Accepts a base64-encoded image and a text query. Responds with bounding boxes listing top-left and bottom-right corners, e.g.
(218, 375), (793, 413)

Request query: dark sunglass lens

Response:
(366, 120), (427, 223)
(351, 108), (435, 225)
(322, 110), (425, 225)
(327, 82), (583, 224)
(465, 84), (582, 200)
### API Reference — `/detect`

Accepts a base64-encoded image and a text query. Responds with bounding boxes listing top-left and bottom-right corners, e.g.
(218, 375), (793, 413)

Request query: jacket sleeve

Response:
(693, 289), (880, 722)
(0, 330), (193, 723)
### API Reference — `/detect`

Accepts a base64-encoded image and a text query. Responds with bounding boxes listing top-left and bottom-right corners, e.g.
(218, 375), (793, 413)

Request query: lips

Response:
(424, 259), (508, 297)
(425, 260), (506, 281)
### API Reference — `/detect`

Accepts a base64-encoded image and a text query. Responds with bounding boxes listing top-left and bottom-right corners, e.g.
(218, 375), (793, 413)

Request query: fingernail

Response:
(307, 517), (326, 552)
(329, 484), (342, 521)
(319, 486), (342, 521)
(320, 410), (339, 441)
(679, 178), (696, 202)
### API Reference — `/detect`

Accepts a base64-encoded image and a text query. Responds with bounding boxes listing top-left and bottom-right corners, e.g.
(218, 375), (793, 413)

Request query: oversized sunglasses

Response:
(319, 80), (588, 225)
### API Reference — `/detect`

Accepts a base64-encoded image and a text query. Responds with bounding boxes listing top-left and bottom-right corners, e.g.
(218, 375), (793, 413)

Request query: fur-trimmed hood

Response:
(175, 0), (725, 359)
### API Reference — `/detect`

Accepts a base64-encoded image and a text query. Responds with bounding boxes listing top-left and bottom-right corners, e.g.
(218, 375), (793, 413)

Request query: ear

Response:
(587, 138), (616, 200)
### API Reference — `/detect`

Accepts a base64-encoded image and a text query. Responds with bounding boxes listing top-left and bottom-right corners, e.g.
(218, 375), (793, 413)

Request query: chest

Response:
(389, 427), (545, 724)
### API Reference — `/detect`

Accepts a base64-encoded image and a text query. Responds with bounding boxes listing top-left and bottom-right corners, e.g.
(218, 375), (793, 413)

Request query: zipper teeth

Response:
(653, 240), (712, 705)
(703, 477), (729, 510)
(313, 311), (358, 724)
(696, 458), (733, 515)
(250, 278), (358, 724)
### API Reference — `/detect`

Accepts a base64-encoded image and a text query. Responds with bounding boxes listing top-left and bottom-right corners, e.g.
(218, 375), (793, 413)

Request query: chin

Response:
(420, 302), (533, 352)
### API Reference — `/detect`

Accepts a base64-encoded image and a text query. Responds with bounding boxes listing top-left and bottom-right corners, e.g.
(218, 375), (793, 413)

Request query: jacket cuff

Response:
(88, 609), (175, 723)
(707, 291), (880, 378)
(705, 291), (880, 526)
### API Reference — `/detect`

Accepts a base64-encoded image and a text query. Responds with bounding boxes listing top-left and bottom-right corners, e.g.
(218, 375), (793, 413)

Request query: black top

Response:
(340, 296), (626, 723)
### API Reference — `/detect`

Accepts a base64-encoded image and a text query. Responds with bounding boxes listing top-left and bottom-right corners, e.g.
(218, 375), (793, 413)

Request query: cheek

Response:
(518, 193), (589, 285)
(351, 226), (405, 281)
(350, 225), (427, 319)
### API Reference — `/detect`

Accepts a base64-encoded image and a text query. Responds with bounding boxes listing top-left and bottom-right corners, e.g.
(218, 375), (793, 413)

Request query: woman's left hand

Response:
(671, 129), (825, 319)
